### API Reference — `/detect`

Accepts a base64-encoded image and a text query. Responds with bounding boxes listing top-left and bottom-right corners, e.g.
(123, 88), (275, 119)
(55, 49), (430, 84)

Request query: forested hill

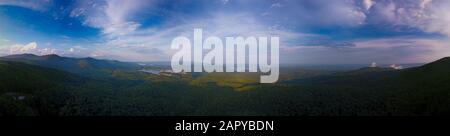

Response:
(0, 60), (85, 115)
(0, 54), (140, 78)
(0, 60), (83, 93)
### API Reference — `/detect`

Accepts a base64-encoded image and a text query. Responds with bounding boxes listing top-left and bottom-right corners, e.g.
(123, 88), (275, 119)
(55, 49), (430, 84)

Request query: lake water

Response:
(139, 69), (160, 75)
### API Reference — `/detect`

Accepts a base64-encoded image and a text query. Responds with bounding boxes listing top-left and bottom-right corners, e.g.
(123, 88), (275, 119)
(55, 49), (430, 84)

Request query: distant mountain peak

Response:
(3, 53), (38, 58)
(42, 54), (62, 59)
(83, 57), (98, 61)
(42, 54), (60, 57)
(340, 67), (396, 75)
(20, 53), (38, 56)
(1, 53), (140, 77)
(357, 67), (395, 71)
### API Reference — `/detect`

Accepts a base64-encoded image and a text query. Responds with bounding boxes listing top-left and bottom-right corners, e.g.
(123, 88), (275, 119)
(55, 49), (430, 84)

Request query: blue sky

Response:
(1, 0), (450, 64)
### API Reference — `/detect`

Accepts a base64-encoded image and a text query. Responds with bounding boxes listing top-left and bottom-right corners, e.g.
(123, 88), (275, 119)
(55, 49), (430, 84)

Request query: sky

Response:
(1, 0), (450, 64)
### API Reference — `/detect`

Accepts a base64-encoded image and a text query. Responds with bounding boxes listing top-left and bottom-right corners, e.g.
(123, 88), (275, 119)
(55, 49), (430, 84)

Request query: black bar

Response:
(1, 117), (449, 135)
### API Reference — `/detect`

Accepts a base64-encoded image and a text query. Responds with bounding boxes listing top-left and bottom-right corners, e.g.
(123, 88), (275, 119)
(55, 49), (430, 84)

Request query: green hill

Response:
(0, 60), (82, 93)
(399, 57), (450, 83)
(388, 57), (450, 115)
(0, 60), (83, 115)
(280, 57), (450, 115)
(1, 54), (140, 78)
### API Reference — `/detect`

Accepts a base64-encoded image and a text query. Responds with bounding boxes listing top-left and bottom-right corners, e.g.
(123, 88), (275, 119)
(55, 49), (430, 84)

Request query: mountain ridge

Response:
(0, 54), (141, 78)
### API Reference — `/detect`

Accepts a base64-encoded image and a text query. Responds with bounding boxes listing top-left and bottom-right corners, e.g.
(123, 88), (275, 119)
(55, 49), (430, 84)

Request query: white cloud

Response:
(270, 2), (283, 8)
(9, 42), (37, 54)
(390, 64), (403, 69)
(263, 0), (367, 27)
(371, 62), (377, 67)
(72, 0), (152, 38)
(419, 0), (450, 36)
(108, 13), (315, 61)
(352, 37), (450, 63)
(65, 0), (450, 62)
(362, 0), (450, 37)
(19, 42), (37, 52)
(363, 0), (375, 10)
(71, 0), (315, 62)
(38, 48), (57, 55)
(6, 42), (58, 55)
(282, 37), (450, 64)
(0, 0), (51, 11)
(260, 0), (450, 37)
(221, 0), (230, 5)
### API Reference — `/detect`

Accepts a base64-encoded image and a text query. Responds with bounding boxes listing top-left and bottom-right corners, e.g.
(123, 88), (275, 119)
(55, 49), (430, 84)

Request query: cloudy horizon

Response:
(1, 0), (450, 64)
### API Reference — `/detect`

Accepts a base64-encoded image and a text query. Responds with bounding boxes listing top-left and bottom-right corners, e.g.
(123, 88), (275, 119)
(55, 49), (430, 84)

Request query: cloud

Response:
(259, 0), (450, 37)
(361, 0), (450, 37)
(8, 0), (437, 63)
(221, 0), (230, 5)
(68, 0), (317, 61)
(87, 12), (314, 61)
(390, 64), (403, 69)
(363, 0), (375, 10)
(60, 45), (95, 58)
(262, 0), (367, 27)
(9, 42), (38, 54)
(0, 0), (52, 11)
(19, 44), (90, 57)
(419, 0), (450, 36)
(69, 0), (446, 63)
(19, 42), (37, 52)
(352, 37), (450, 63)
(71, 0), (152, 37)
(7, 42), (57, 55)
(282, 37), (450, 64)
(270, 2), (283, 8)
